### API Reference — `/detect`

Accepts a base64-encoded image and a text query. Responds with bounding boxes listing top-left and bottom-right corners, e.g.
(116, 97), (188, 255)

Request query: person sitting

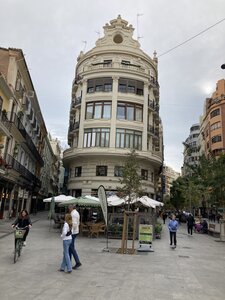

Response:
(201, 219), (208, 234)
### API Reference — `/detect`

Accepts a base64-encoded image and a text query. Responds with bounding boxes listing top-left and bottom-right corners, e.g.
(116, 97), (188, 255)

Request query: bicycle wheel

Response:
(14, 240), (19, 263)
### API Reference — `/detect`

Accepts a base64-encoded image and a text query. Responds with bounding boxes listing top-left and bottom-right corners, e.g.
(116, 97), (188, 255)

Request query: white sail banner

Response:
(98, 185), (108, 226)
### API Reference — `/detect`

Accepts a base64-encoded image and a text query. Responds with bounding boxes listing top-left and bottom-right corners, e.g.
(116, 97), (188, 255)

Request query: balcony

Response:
(9, 113), (44, 166)
(5, 154), (41, 187)
(69, 121), (80, 132)
(0, 111), (11, 136)
(147, 124), (154, 134)
(71, 96), (82, 110)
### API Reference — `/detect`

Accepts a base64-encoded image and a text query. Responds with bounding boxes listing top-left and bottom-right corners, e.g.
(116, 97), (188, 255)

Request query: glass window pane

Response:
(94, 104), (102, 119)
(127, 106), (134, 121)
(117, 105), (125, 119)
(136, 107), (142, 121)
(103, 103), (111, 118)
(91, 132), (96, 146)
(86, 104), (93, 119)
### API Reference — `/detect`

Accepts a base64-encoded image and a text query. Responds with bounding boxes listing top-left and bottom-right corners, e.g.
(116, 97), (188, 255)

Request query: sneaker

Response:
(23, 241), (26, 246)
(73, 262), (82, 270)
(58, 269), (64, 272)
(67, 270), (72, 274)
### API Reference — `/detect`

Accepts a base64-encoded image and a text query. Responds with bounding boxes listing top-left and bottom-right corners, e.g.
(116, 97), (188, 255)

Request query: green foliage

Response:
(170, 153), (225, 210)
(155, 223), (162, 234)
(117, 150), (143, 209)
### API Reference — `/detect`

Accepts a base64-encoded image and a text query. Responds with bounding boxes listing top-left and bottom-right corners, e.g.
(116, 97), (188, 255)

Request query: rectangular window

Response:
(117, 102), (143, 122)
(141, 169), (148, 180)
(94, 103), (102, 119)
(212, 135), (222, 144)
(210, 108), (220, 118)
(211, 122), (221, 131)
(114, 166), (123, 177)
(116, 128), (142, 150)
(103, 103), (111, 118)
(117, 104), (126, 119)
(86, 101), (111, 119)
(86, 103), (93, 119)
(87, 77), (113, 93)
(96, 166), (107, 176)
(75, 167), (82, 177)
(118, 78), (144, 95)
(84, 128), (110, 148)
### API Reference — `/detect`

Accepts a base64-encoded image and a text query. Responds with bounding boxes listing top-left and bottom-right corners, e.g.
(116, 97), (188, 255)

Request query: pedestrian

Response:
(162, 212), (167, 224)
(168, 214), (179, 248)
(59, 213), (73, 273)
(11, 209), (32, 246)
(187, 213), (195, 235)
(68, 205), (82, 270)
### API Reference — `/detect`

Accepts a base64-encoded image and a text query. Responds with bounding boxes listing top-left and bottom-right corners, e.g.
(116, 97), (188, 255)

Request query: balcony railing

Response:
(148, 99), (159, 113)
(0, 111), (11, 132)
(71, 96), (82, 109)
(5, 154), (41, 187)
(9, 113), (44, 166)
(69, 121), (80, 132)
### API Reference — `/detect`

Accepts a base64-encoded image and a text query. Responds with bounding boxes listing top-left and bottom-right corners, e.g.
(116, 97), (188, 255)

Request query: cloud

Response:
(0, 0), (225, 172)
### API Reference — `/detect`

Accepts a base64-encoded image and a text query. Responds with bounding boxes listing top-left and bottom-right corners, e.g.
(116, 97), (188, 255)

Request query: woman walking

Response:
(59, 214), (73, 273)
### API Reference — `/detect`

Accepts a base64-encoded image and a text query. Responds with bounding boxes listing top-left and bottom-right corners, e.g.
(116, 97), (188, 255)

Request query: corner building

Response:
(63, 16), (163, 198)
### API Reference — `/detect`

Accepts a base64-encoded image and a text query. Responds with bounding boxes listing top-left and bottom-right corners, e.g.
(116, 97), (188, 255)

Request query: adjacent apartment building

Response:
(182, 123), (201, 175)
(201, 79), (225, 157)
(63, 15), (163, 198)
(0, 47), (60, 218)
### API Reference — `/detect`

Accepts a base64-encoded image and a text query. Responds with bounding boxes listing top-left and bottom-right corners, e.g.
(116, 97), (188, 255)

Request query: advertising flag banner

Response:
(98, 185), (108, 226)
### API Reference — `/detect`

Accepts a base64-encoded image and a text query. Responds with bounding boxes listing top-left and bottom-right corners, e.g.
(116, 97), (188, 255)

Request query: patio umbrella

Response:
(107, 195), (126, 206)
(43, 194), (75, 203)
(134, 196), (164, 208)
(58, 196), (100, 207)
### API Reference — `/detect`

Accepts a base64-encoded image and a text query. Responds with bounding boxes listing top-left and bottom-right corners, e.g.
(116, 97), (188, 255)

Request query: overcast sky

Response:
(1, 0), (225, 172)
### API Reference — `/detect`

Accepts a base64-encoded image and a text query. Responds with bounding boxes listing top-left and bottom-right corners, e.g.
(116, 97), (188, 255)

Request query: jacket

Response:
(12, 216), (32, 228)
(168, 219), (178, 232)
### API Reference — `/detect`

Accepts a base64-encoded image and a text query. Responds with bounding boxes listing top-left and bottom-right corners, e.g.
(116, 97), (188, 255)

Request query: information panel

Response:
(138, 224), (153, 244)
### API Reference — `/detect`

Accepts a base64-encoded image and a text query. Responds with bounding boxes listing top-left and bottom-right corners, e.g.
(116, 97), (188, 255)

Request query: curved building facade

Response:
(63, 15), (163, 198)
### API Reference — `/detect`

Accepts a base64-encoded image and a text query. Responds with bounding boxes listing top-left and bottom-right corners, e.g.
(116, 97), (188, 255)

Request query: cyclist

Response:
(12, 209), (32, 246)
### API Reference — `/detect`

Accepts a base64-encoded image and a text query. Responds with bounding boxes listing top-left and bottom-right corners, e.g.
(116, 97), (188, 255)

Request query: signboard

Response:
(139, 224), (153, 244)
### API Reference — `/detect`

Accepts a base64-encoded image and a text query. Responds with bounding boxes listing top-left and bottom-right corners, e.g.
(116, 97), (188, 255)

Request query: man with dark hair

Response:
(68, 205), (82, 269)
(187, 213), (195, 235)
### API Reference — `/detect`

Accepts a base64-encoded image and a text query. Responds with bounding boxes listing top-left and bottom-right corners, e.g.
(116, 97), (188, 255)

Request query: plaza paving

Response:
(0, 213), (225, 300)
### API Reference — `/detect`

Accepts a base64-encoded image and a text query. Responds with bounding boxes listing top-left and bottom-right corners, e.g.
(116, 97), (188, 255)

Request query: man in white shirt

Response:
(68, 205), (82, 269)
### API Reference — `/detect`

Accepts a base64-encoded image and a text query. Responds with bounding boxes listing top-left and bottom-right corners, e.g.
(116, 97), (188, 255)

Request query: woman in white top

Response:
(59, 214), (72, 273)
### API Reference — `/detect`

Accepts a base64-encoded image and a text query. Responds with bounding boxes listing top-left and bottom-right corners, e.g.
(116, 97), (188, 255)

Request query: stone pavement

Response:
(0, 214), (225, 300)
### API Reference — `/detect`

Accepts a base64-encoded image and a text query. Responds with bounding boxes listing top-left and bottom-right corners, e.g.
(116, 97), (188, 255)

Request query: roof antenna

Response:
(137, 13), (144, 41)
(82, 41), (87, 52)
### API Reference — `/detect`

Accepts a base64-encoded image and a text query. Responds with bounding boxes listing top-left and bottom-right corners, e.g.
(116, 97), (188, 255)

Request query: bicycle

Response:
(13, 226), (28, 263)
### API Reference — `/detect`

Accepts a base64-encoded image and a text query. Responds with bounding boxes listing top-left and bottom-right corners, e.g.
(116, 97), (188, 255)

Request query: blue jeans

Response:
(69, 234), (80, 265)
(60, 239), (72, 272)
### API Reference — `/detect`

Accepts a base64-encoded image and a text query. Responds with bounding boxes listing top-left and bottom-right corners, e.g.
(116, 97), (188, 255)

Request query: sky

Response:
(0, 0), (225, 172)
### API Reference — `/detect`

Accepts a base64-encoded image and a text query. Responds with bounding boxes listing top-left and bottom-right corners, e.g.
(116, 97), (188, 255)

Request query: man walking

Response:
(187, 213), (195, 235)
(68, 205), (82, 269)
(168, 214), (179, 248)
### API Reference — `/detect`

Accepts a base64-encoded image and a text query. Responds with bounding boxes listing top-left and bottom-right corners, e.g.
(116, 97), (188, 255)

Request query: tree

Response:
(117, 150), (142, 210)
